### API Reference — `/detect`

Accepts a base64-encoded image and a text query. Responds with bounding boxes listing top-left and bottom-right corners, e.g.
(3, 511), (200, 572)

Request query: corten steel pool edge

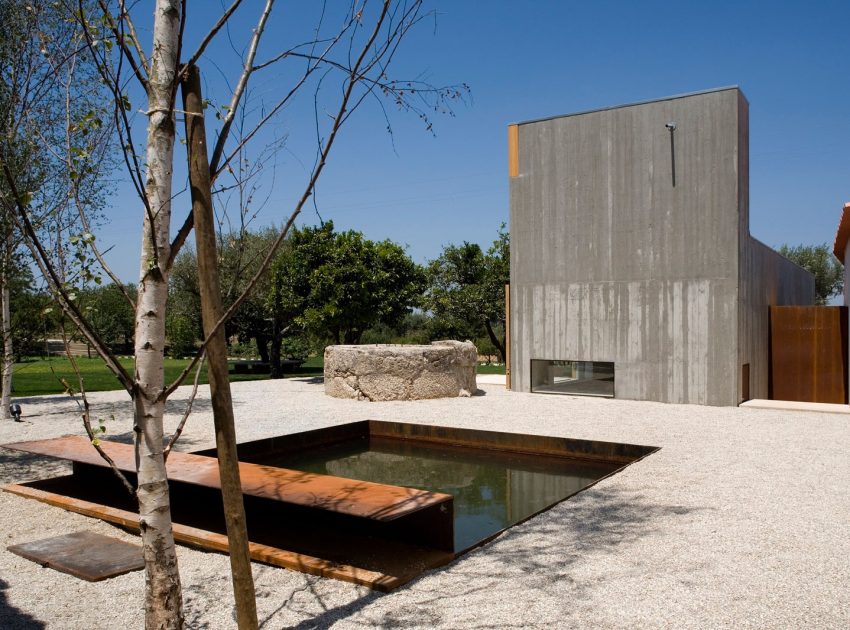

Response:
(223, 420), (658, 467)
(1, 435), (457, 590)
(452, 443), (660, 560)
(364, 420), (660, 560)
(1, 422), (658, 591)
(193, 419), (661, 566)
(1, 482), (433, 591)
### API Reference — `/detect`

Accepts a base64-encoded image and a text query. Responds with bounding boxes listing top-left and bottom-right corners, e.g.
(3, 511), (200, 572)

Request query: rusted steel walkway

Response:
(2, 435), (455, 590)
(3, 435), (451, 522)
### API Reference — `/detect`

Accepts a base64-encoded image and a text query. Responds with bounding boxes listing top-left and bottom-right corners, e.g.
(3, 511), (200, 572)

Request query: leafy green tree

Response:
(426, 225), (510, 360)
(778, 243), (843, 305)
(361, 312), (433, 345)
(270, 221), (425, 348)
(81, 284), (136, 353)
(9, 268), (55, 358)
(1, 1), (464, 624)
(1, 0), (111, 416)
(169, 230), (279, 360)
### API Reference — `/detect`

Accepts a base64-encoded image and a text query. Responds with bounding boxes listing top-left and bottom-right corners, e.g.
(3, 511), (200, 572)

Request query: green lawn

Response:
(10, 354), (501, 397)
(476, 362), (506, 375)
(10, 355), (325, 397)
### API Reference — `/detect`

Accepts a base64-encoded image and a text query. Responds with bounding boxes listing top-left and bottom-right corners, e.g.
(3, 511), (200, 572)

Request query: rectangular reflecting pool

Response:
(4, 420), (658, 591)
(248, 435), (621, 551)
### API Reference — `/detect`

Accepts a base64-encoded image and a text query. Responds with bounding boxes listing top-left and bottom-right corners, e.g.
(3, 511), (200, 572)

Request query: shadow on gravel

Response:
(0, 432), (208, 486)
(0, 451), (70, 485)
(292, 377), (324, 386)
(6, 394), (226, 424)
(0, 578), (46, 629)
(267, 484), (698, 628)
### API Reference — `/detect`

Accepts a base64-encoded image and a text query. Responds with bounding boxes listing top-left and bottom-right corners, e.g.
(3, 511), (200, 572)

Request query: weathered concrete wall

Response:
(737, 238), (815, 401)
(733, 91), (815, 402)
(509, 87), (812, 406)
(510, 88), (744, 405)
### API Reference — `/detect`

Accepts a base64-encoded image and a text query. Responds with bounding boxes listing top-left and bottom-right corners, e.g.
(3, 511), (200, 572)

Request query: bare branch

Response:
(182, 0), (244, 72)
(93, 0), (149, 91)
(118, 0), (151, 76)
(71, 184), (136, 309)
(166, 0), (275, 269)
(76, 2), (152, 220)
(167, 0), (395, 365)
(208, 0), (274, 174)
(163, 351), (205, 460)
(0, 161), (134, 393)
(58, 324), (136, 496)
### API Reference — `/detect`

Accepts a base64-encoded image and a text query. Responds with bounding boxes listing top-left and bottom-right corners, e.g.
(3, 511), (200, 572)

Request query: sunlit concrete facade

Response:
(508, 87), (814, 406)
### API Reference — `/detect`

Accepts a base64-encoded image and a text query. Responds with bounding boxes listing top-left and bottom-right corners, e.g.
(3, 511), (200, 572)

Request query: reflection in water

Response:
(258, 438), (618, 551)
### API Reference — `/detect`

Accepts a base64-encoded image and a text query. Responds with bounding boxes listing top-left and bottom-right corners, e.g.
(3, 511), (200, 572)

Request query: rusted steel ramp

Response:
(2, 436), (454, 591)
(8, 530), (144, 581)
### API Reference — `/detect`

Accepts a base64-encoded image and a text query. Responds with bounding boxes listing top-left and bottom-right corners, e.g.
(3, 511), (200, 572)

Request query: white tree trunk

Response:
(135, 1), (183, 628)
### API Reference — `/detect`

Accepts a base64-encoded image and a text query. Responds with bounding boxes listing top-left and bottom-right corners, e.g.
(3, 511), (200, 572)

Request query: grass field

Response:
(476, 363), (506, 375)
(10, 355), (325, 397)
(10, 354), (505, 397)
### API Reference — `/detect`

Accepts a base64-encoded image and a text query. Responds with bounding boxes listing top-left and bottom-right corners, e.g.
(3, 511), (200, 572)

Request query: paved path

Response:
(1, 378), (848, 628)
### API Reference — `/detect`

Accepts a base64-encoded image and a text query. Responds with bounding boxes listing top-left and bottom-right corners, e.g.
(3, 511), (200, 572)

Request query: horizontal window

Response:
(530, 360), (614, 398)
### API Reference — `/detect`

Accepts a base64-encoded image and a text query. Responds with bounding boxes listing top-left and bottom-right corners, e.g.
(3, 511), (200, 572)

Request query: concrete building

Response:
(508, 87), (814, 406)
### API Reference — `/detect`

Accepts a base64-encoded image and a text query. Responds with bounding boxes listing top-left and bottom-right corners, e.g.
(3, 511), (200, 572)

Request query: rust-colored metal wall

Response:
(769, 306), (848, 403)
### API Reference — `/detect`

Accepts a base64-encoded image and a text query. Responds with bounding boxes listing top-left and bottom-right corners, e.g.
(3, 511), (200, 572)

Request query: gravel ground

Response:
(1, 377), (848, 629)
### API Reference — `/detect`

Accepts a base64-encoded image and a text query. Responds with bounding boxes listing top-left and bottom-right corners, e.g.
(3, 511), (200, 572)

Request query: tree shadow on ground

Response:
(269, 483), (700, 628)
(0, 578), (46, 629)
(0, 450), (70, 485)
(291, 377), (324, 386)
(5, 394), (221, 425)
(0, 428), (210, 487)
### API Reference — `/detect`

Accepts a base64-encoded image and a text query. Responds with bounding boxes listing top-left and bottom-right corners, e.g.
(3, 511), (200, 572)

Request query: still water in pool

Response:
(255, 437), (619, 551)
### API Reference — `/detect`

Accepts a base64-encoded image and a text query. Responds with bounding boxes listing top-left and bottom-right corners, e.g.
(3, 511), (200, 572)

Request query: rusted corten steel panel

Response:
(7, 530), (144, 582)
(769, 306), (848, 404)
(365, 420), (657, 464)
(2, 482), (448, 591)
(2, 435), (452, 522)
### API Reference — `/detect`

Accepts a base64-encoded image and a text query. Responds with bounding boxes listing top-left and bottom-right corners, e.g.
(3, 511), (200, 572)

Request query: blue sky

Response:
(101, 1), (850, 282)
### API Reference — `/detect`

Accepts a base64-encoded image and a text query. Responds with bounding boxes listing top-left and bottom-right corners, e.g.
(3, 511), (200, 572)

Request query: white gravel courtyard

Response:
(1, 377), (848, 629)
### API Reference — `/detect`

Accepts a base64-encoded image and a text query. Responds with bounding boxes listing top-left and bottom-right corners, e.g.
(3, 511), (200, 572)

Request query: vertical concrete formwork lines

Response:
(509, 87), (814, 406)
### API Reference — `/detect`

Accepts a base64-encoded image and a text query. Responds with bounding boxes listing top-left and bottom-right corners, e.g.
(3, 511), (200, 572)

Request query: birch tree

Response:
(0, 0), (112, 418)
(2, 1), (464, 627)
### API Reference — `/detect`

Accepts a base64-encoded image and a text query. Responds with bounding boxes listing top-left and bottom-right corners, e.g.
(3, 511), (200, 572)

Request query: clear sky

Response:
(100, 1), (850, 283)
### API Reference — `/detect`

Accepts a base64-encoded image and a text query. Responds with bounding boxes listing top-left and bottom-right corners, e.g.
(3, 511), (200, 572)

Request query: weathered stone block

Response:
(324, 341), (478, 401)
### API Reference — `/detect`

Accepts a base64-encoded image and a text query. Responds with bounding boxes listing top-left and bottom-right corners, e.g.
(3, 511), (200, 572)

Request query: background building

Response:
(508, 87), (814, 406)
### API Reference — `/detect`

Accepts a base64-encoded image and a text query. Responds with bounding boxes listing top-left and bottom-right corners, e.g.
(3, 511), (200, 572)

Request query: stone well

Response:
(324, 341), (478, 401)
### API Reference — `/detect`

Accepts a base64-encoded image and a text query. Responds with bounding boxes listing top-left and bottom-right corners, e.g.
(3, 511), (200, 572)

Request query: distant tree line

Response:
(19, 237), (842, 369)
(18, 222), (509, 374)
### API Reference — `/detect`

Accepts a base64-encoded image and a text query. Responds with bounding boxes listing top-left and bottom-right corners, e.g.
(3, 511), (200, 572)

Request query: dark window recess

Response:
(530, 360), (614, 398)
(741, 363), (750, 402)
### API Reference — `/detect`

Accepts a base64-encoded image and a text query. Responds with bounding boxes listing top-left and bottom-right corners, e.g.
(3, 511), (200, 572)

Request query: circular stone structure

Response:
(324, 341), (478, 401)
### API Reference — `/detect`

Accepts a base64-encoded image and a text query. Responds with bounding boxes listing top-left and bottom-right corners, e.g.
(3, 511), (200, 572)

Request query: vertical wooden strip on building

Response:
(508, 124), (519, 177)
(769, 306), (848, 404)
